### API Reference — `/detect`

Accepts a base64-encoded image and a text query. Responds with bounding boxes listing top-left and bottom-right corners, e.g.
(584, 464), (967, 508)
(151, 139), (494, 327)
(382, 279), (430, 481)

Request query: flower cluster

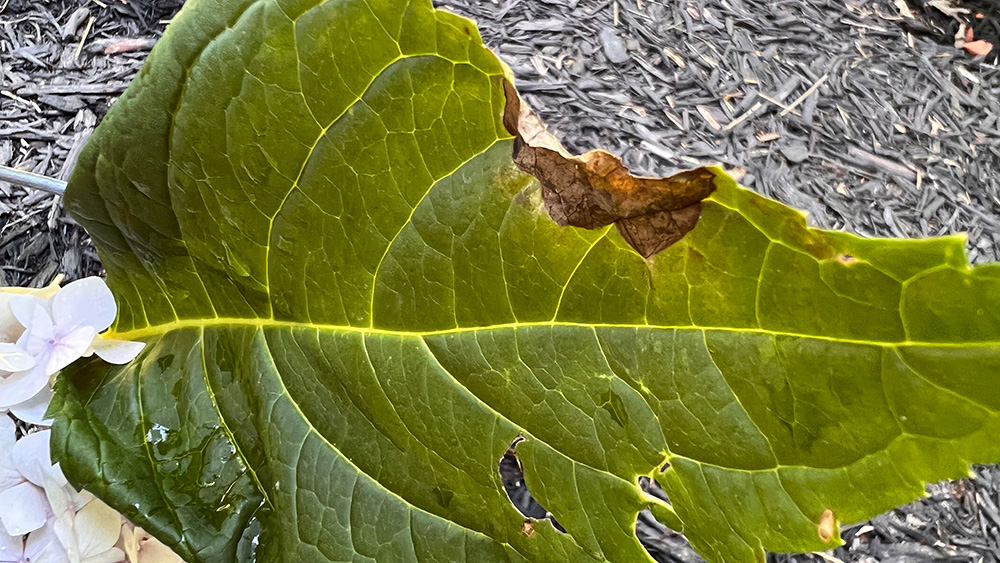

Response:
(0, 277), (179, 563)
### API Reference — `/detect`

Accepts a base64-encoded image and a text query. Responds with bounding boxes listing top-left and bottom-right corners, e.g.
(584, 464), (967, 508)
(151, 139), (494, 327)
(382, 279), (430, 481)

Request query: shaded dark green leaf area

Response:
(54, 0), (1000, 561)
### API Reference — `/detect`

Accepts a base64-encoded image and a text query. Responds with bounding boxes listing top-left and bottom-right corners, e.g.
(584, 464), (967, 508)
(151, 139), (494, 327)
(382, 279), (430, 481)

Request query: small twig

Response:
(0, 165), (67, 196)
(846, 147), (917, 180)
(1, 90), (41, 113)
(759, 93), (802, 116)
(723, 101), (762, 131)
(781, 73), (829, 117)
(75, 16), (95, 60)
(16, 83), (130, 96)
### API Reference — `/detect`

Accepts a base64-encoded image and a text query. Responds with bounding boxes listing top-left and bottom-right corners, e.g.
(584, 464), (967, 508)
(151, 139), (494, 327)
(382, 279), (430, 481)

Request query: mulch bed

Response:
(0, 0), (181, 286)
(2, 0), (999, 562)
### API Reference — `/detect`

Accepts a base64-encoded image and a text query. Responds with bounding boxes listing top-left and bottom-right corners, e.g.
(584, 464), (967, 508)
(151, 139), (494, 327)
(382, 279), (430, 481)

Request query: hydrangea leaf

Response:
(52, 0), (1000, 562)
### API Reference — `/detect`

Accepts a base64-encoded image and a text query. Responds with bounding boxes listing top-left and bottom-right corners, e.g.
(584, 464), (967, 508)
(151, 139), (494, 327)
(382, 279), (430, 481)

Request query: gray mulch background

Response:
(2, 0), (999, 561)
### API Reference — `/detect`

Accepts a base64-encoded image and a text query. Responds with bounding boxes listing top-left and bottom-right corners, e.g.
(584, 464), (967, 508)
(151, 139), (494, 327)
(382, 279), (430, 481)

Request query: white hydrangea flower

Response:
(0, 426), (67, 537)
(0, 277), (145, 413)
(42, 470), (124, 563)
(0, 278), (61, 344)
(0, 276), (164, 563)
(0, 517), (63, 563)
(0, 345), (43, 424)
(4, 387), (54, 427)
(0, 344), (35, 374)
(11, 277), (145, 372)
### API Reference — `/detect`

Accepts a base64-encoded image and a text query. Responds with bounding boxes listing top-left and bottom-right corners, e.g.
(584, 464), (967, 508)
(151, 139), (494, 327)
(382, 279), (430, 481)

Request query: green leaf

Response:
(54, 0), (1000, 561)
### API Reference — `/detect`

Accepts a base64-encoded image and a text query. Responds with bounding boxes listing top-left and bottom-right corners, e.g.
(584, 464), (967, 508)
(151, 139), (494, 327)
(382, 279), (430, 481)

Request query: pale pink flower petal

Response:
(69, 487), (95, 513)
(46, 477), (122, 563)
(74, 499), (123, 560)
(14, 304), (55, 360)
(14, 303), (98, 376)
(135, 534), (182, 563)
(0, 343), (35, 373)
(41, 470), (78, 563)
(40, 473), (72, 521)
(52, 278), (117, 335)
(8, 295), (49, 334)
(24, 519), (67, 563)
(0, 528), (23, 560)
(44, 325), (97, 376)
(1, 279), (60, 343)
(0, 365), (50, 410)
(0, 482), (48, 535)
(84, 549), (127, 563)
(0, 300), (26, 345)
(0, 416), (21, 491)
(119, 523), (182, 563)
(12, 431), (67, 489)
(118, 522), (140, 563)
(91, 338), (146, 365)
(9, 386), (54, 426)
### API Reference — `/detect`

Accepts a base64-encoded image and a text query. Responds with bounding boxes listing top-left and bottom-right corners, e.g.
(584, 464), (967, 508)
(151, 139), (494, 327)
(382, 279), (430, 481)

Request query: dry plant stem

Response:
(0, 165), (67, 196)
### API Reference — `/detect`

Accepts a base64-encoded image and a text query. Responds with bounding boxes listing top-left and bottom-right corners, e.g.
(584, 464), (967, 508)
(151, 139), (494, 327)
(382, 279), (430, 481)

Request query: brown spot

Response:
(802, 235), (836, 260)
(512, 186), (533, 208)
(521, 520), (535, 537)
(837, 253), (857, 265)
(617, 204), (703, 259)
(502, 79), (716, 258)
(817, 509), (835, 543)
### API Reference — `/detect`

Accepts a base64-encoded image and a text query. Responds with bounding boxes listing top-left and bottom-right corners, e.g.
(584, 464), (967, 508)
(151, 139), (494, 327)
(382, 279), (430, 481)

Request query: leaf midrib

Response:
(106, 318), (994, 347)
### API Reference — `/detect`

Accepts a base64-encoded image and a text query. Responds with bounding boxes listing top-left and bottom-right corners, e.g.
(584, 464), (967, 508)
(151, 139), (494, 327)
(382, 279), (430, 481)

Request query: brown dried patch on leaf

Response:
(618, 205), (703, 260)
(502, 79), (716, 258)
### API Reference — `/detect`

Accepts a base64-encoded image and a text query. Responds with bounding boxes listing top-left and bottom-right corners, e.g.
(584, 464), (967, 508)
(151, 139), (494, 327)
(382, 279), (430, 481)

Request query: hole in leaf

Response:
(498, 438), (565, 533)
(838, 253), (857, 265)
(638, 475), (671, 505)
(635, 509), (701, 562)
(636, 476), (702, 562)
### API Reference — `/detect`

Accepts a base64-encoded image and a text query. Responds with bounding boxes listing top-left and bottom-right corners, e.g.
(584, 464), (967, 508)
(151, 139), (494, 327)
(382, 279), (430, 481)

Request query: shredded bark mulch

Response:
(2, 0), (999, 562)
(0, 0), (181, 286)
